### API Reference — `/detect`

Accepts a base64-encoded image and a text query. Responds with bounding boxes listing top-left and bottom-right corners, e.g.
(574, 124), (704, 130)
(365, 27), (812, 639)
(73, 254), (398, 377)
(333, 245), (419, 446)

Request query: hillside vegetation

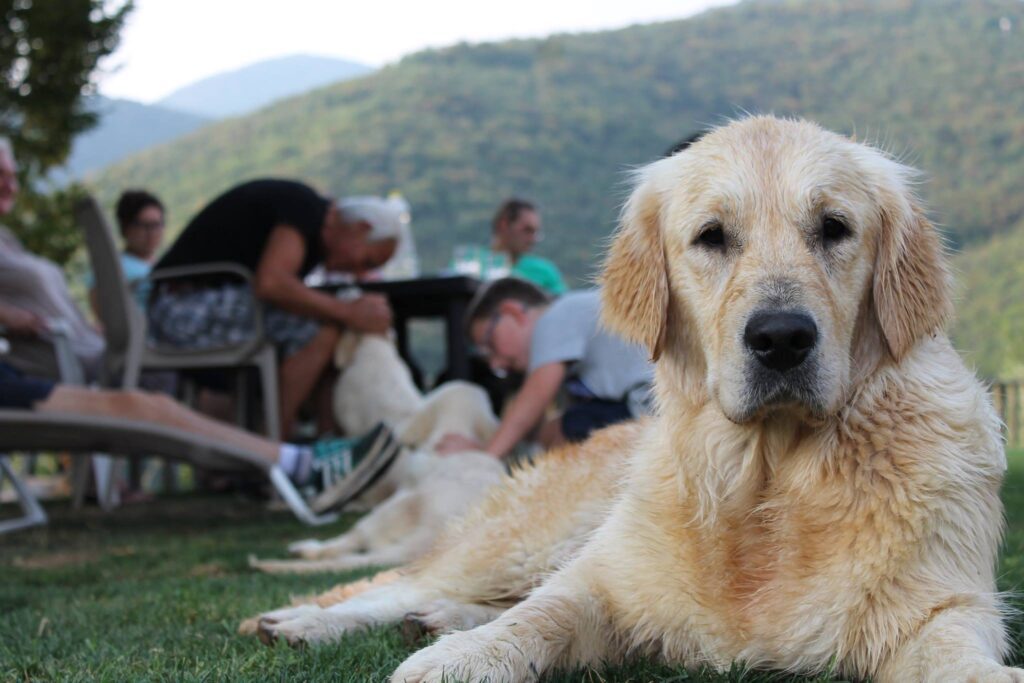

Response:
(90, 0), (1024, 377)
(62, 97), (209, 179)
(954, 219), (1024, 379)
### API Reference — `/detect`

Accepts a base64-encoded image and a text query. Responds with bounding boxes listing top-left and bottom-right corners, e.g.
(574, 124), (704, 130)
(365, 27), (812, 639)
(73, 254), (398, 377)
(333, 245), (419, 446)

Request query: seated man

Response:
(490, 198), (566, 296)
(149, 179), (398, 437)
(437, 278), (654, 459)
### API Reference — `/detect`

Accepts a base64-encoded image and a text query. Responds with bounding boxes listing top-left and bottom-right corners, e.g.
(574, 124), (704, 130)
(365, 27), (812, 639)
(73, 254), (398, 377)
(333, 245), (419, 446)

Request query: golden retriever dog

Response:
(331, 331), (424, 438)
(244, 421), (635, 641)
(254, 116), (1017, 682)
(247, 333), (504, 576)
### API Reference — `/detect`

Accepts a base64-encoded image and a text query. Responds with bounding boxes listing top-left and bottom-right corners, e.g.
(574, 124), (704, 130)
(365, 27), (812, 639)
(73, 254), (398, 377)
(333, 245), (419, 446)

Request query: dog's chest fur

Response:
(600, 343), (1004, 675)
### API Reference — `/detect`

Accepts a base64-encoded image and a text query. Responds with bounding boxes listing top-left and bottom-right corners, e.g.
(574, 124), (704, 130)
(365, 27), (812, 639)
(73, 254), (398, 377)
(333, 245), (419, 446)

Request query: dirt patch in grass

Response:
(11, 549), (102, 569)
(188, 561), (228, 577)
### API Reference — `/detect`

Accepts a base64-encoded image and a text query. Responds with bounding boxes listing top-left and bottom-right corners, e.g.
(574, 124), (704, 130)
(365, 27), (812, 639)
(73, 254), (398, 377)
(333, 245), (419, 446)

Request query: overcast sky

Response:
(98, 0), (739, 103)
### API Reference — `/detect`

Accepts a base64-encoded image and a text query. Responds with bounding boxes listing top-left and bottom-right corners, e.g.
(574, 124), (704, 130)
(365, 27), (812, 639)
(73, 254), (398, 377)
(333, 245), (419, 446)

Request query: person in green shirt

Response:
(491, 198), (567, 296)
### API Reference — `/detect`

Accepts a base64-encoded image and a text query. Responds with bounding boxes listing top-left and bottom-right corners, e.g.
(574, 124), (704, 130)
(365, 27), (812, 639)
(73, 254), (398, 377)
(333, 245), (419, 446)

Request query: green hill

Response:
(90, 0), (1024, 376)
(953, 219), (1024, 380)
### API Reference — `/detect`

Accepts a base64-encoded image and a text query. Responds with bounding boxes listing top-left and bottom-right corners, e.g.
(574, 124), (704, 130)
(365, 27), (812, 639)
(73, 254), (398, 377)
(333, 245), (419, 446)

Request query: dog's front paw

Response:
(253, 604), (323, 646)
(287, 539), (326, 559)
(257, 606), (361, 648)
(390, 627), (531, 683)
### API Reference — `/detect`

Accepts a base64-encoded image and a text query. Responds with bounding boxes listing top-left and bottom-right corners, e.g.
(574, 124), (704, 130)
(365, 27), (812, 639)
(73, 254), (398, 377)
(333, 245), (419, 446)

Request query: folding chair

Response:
(76, 196), (281, 439)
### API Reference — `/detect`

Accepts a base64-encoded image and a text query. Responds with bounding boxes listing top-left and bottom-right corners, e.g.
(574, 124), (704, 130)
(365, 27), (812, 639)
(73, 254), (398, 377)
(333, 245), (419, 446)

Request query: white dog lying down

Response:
(246, 117), (1020, 682)
(248, 335), (504, 575)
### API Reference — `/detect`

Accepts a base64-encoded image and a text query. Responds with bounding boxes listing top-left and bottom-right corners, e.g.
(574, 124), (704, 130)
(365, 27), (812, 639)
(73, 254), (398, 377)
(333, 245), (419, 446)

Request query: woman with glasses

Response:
(88, 189), (166, 314)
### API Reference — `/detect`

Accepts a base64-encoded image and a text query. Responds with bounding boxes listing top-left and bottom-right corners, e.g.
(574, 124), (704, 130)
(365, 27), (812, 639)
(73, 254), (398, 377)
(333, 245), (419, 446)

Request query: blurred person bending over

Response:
(149, 179), (397, 437)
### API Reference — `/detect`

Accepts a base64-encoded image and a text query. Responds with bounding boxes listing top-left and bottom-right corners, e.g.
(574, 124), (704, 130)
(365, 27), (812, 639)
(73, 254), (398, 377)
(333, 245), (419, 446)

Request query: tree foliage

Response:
(1, 0), (131, 263)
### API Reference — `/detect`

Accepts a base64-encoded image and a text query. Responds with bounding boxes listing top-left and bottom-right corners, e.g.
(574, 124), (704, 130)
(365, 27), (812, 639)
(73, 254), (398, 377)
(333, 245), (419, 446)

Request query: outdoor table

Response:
(317, 275), (481, 388)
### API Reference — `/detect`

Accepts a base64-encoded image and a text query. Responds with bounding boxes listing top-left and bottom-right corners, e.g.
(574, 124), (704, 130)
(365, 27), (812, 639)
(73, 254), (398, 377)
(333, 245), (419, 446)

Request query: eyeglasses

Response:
(472, 311), (512, 379)
(473, 310), (503, 358)
(471, 311), (503, 358)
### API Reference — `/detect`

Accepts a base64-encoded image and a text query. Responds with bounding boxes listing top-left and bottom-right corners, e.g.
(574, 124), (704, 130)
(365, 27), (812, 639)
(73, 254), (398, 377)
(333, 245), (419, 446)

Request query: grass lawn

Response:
(2, 450), (1023, 682)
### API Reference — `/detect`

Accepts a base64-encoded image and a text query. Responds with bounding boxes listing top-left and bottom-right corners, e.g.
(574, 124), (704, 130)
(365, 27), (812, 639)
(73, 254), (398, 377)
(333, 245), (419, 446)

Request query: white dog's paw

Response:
(390, 628), (532, 683)
(287, 539), (326, 559)
(254, 604), (323, 645)
(258, 606), (362, 648)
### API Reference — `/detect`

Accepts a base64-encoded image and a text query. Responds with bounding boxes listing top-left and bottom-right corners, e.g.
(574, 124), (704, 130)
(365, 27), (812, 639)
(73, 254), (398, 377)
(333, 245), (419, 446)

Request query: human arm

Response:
(88, 287), (101, 323)
(482, 362), (566, 458)
(0, 300), (47, 336)
(254, 225), (391, 332)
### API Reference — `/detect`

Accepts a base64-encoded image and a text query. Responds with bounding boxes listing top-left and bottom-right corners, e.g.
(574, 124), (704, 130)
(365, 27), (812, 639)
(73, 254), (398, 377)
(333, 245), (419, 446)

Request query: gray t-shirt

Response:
(528, 290), (655, 416)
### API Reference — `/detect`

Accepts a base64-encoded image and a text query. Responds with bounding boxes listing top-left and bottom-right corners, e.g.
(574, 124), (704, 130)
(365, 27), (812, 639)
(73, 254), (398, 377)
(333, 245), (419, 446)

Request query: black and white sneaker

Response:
(307, 423), (401, 512)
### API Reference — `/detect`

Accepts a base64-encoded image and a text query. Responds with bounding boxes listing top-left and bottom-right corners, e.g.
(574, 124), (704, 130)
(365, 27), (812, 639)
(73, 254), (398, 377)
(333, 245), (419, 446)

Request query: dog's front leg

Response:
(878, 603), (1023, 682)
(391, 563), (614, 683)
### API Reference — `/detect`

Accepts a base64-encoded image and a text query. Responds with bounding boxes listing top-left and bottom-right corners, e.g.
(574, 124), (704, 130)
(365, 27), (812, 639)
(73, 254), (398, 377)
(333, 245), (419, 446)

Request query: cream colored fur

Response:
(249, 117), (1018, 683)
(247, 332), (504, 580)
(331, 332), (424, 437)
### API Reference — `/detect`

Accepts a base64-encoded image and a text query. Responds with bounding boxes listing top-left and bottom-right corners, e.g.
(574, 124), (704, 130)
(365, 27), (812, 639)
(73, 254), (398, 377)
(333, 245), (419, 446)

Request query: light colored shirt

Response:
(0, 227), (105, 370)
(528, 290), (654, 416)
(85, 252), (152, 309)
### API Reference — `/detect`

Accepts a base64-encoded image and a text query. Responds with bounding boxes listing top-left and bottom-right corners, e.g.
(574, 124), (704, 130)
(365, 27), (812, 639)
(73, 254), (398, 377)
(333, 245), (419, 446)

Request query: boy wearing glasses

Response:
(437, 277), (654, 459)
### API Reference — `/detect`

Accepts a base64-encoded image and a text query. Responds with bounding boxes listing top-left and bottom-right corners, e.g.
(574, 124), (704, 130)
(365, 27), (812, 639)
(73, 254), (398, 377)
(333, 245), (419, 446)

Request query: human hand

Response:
(0, 306), (48, 337)
(435, 433), (484, 455)
(346, 293), (392, 333)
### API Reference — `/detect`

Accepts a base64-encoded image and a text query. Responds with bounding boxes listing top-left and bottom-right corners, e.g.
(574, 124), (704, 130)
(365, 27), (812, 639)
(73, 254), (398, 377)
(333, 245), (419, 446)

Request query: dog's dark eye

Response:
(821, 215), (851, 245)
(695, 223), (726, 250)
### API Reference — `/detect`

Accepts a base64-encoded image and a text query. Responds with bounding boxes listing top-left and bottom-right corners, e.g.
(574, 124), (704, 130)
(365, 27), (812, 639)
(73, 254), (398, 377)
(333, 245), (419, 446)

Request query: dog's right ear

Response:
(601, 169), (669, 361)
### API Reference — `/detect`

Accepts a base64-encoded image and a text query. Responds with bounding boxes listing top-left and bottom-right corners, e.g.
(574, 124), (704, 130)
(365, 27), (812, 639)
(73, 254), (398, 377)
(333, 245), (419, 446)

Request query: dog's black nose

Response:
(744, 312), (818, 372)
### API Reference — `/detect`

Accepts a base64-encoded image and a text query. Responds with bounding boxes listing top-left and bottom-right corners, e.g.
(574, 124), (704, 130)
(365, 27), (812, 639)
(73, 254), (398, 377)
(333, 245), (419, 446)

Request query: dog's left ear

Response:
(601, 169), (669, 361)
(872, 185), (953, 362)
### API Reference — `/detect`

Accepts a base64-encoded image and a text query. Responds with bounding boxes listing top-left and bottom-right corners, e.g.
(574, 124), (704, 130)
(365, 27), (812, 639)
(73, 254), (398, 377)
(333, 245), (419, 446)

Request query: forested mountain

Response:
(90, 0), (1024, 377)
(155, 54), (374, 119)
(60, 96), (209, 179)
(954, 219), (1024, 379)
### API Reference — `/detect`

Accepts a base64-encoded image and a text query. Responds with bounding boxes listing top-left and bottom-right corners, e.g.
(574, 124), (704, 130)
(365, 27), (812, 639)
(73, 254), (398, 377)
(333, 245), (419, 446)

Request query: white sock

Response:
(278, 444), (314, 484)
(278, 444), (301, 475)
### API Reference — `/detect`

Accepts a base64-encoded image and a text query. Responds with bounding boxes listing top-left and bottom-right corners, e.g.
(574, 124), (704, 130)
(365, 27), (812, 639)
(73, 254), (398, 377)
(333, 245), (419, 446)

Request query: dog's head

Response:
(602, 116), (951, 423)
